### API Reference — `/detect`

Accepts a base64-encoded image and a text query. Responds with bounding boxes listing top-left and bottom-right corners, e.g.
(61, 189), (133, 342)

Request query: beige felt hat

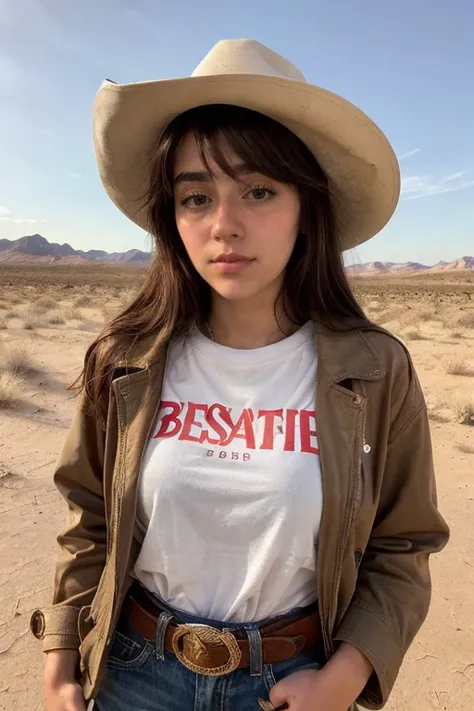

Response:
(93, 39), (400, 249)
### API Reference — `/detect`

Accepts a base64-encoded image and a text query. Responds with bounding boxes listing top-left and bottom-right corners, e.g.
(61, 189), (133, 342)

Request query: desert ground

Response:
(0, 263), (473, 711)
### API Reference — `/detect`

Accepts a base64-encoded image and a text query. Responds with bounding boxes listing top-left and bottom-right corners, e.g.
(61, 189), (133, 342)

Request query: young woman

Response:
(31, 40), (449, 711)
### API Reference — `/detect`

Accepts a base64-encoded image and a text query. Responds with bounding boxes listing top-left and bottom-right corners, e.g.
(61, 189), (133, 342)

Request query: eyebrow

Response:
(174, 163), (257, 185)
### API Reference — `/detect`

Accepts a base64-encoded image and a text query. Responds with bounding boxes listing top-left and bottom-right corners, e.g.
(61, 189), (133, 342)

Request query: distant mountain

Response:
(347, 256), (474, 275)
(0, 234), (151, 264)
(0, 234), (473, 273)
(429, 256), (474, 271)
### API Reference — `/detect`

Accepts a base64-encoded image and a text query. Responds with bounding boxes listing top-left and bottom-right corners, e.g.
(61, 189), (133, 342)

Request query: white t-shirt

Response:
(134, 322), (323, 622)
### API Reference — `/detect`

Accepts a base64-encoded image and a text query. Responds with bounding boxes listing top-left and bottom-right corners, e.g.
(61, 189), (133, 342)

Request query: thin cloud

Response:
(0, 204), (45, 223)
(401, 171), (474, 200)
(397, 148), (421, 161)
(0, 216), (38, 223)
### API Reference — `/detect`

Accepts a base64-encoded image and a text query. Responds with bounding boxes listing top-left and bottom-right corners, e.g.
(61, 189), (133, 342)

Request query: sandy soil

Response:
(0, 267), (473, 710)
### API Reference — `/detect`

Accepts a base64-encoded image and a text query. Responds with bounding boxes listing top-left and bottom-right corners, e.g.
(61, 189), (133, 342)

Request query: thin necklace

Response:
(205, 322), (293, 346)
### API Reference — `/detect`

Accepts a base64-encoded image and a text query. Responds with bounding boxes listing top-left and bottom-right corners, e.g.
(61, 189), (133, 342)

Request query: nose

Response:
(210, 199), (244, 242)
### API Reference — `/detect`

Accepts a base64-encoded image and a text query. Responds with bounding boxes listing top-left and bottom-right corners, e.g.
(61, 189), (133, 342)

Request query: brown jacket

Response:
(30, 321), (449, 708)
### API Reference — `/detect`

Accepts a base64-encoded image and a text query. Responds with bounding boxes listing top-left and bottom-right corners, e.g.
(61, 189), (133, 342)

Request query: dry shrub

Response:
(456, 398), (474, 426)
(428, 410), (450, 424)
(0, 316), (7, 330)
(456, 312), (474, 329)
(74, 295), (93, 308)
(446, 360), (474, 377)
(47, 312), (65, 326)
(62, 307), (84, 322)
(33, 295), (57, 314)
(5, 309), (21, 320)
(456, 442), (474, 454)
(2, 344), (37, 376)
(374, 308), (406, 325)
(0, 301), (7, 310)
(450, 331), (463, 339)
(18, 306), (45, 330)
(403, 328), (428, 341)
(418, 309), (441, 322)
(0, 371), (23, 407)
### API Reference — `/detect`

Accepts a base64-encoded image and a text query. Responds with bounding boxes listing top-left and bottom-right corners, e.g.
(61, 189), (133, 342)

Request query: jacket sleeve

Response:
(29, 392), (107, 652)
(333, 352), (450, 709)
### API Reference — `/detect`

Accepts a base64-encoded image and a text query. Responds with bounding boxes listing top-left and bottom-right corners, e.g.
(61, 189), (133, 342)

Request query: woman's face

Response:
(173, 133), (300, 305)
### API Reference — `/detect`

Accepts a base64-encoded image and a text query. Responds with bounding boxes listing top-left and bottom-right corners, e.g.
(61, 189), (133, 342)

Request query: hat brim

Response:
(93, 73), (400, 250)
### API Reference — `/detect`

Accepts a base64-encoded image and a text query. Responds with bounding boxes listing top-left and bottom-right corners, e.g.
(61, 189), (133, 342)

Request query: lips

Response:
(213, 253), (253, 263)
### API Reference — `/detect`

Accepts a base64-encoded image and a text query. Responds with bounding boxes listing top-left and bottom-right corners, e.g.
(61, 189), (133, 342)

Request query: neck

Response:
(207, 293), (298, 349)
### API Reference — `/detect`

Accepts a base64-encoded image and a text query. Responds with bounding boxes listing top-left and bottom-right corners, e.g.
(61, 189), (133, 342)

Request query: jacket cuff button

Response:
(352, 395), (362, 405)
(29, 609), (46, 639)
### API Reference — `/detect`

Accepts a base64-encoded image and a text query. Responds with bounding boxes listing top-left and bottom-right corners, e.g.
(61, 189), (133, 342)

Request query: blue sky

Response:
(0, 0), (473, 265)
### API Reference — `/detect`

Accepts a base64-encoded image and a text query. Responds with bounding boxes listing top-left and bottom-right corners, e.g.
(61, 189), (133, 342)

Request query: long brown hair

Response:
(78, 104), (368, 423)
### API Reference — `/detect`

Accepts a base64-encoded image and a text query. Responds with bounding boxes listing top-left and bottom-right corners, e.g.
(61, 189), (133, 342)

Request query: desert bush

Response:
(374, 308), (406, 325)
(32, 295), (57, 315)
(5, 309), (21, 320)
(0, 371), (23, 407)
(74, 296), (93, 308)
(0, 316), (7, 330)
(428, 410), (449, 424)
(456, 442), (474, 454)
(18, 306), (45, 330)
(47, 312), (66, 326)
(456, 398), (474, 426)
(2, 344), (37, 376)
(446, 360), (474, 377)
(418, 309), (441, 322)
(456, 312), (474, 329)
(403, 328), (428, 341)
(8, 296), (23, 305)
(62, 307), (84, 322)
(450, 331), (463, 339)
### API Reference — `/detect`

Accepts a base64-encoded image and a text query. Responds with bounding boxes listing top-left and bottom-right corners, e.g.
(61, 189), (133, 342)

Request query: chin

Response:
(209, 282), (260, 302)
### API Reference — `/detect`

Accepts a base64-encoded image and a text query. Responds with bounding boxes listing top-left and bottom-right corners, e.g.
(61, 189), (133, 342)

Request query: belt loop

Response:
(155, 611), (173, 661)
(245, 627), (263, 677)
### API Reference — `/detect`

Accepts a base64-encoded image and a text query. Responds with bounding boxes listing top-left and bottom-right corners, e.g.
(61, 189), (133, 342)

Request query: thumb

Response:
(269, 680), (290, 709)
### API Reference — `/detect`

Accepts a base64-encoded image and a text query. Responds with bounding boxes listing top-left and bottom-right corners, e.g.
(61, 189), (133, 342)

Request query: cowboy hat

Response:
(93, 39), (400, 249)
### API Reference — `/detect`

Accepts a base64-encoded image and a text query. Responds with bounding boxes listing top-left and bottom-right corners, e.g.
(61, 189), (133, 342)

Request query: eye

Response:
(179, 193), (210, 208)
(246, 186), (277, 202)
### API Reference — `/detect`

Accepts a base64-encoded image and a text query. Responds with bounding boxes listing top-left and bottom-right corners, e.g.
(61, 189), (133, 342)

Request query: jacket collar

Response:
(112, 319), (387, 387)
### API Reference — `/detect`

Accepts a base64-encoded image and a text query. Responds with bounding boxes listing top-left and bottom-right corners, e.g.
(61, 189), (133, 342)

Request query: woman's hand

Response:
(44, 650), (86, 711)
(265, 642), (373, 711)
(266, 667), (354, 710)
(45, 679), (86, 711)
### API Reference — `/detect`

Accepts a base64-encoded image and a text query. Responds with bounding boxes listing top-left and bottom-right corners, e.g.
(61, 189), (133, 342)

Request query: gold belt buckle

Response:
(171, 623), (242, 676)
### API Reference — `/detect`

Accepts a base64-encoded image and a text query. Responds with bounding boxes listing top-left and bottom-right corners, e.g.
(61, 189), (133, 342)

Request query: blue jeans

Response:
(94, 595), (324, 711)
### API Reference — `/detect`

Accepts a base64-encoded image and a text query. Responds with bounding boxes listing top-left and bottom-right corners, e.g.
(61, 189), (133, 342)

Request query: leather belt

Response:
(122, 593), (322, 676)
